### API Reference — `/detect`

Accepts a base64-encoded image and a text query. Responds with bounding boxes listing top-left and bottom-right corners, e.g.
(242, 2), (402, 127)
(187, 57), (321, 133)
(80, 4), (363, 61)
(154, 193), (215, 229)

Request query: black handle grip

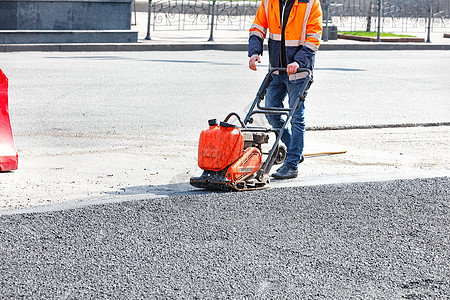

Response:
(269, 67), (311, 76)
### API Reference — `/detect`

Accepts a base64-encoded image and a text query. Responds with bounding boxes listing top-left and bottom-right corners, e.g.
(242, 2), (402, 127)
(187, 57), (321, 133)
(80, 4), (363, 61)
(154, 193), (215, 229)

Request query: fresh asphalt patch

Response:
(0, 177), (448, 298)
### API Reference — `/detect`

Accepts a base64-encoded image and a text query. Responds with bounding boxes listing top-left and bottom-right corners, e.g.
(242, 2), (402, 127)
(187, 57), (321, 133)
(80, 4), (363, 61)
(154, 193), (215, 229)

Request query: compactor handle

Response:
(244, 67), (312, 126)
(268, 67), (311, 76)
(256, 68), (311, 99)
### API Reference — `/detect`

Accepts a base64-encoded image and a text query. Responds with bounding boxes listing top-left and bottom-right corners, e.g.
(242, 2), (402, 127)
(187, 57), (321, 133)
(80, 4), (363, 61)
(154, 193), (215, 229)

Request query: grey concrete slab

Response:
(0, 2), (18, 30)
(416, 43), (450, 50)
(0, 0), (133, 30)
(150, 43), (208, 51)
(4, 43), (61, 51)
(59, 43), (118, 52)
(114, 43), (154, 51)
(378, 43), (418, 50)
(344, 43), (381, 51)
(2, 40), (449, 51)
(207, 43), (248, 51)
(0, 0), (136, 44)
(0, 30), (138, 44)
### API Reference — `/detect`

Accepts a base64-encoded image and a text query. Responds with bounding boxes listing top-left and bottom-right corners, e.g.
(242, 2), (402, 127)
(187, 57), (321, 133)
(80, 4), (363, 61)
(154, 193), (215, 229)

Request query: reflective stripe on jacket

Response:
(249, 0), (322, 73)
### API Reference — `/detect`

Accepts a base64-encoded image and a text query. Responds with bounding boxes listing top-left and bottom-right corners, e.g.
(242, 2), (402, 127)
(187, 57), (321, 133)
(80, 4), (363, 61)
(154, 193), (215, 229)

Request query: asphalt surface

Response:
(4, 51), (449, 134)
(0, 50), (449, 210)
(1, 177), (449, 298)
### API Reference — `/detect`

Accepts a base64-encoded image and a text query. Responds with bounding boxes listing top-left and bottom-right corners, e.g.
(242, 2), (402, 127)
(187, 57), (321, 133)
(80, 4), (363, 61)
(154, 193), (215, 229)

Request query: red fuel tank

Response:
(198, 121), (243, 171)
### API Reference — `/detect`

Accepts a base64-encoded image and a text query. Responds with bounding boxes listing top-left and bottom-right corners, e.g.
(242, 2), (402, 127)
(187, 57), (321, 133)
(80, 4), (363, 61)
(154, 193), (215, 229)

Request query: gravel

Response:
(0, 177), (449, 299)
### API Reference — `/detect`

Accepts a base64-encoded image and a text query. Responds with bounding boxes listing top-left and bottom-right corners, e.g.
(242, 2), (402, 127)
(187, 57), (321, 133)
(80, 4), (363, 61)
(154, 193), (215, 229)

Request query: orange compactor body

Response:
(192, 119), (263, 190)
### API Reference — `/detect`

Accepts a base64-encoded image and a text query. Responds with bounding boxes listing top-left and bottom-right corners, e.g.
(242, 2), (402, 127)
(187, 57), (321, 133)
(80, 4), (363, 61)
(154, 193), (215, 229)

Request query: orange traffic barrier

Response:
(0, 69), (18, 171)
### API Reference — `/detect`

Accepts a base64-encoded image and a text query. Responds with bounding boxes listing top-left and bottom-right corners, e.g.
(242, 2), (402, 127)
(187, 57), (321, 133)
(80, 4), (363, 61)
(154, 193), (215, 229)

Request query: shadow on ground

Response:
(104, 182), (217, 197)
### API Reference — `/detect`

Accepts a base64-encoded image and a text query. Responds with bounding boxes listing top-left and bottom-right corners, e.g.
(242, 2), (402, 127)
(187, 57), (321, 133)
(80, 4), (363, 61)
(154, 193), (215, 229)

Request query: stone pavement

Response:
(1, 11), (449, 51)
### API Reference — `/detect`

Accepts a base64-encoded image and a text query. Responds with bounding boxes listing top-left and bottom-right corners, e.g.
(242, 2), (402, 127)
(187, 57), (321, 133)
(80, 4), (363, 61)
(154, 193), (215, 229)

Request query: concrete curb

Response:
(0, 30), (138, 44)
(307, 122), (450, 131)
(1, 42), (450, 52)
(337, 34), (425, 43)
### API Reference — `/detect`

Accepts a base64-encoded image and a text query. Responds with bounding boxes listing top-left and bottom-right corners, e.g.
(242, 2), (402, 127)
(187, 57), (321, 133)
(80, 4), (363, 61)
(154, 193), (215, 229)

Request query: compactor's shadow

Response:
(104, 182), (221, 198)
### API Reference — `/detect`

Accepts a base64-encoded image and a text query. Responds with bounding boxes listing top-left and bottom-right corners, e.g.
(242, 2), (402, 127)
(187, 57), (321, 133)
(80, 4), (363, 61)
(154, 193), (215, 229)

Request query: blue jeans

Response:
(265, 72), (306, 170)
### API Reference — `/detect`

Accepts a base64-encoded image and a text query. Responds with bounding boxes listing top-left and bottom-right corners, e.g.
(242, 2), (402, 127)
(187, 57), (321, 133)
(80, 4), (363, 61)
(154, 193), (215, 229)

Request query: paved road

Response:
(0, 51), (448, 297)
(0, 50), (449, 210)
(0, 177), (448, 298)
(3, 50), (449, 134)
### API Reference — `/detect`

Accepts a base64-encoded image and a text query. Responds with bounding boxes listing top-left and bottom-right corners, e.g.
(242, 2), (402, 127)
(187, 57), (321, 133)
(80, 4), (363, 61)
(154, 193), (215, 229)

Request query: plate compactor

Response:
(190, 68), (312, 191)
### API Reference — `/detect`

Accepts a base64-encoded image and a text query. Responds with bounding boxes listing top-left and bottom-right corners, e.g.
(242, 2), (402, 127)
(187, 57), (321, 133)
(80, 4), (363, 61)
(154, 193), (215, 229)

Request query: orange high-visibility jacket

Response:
(249, 0), (322, 72)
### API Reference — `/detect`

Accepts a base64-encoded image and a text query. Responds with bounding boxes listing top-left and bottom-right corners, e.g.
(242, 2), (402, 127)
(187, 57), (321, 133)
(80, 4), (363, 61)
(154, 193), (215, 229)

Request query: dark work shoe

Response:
(276, 154), (305, 172)
(275, 164), (290, 174)
(272, 165), (298, 179)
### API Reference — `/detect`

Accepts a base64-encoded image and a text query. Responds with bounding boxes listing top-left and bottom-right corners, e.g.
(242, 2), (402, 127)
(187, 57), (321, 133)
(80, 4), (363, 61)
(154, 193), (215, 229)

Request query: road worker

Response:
(248, 0), (322, 179)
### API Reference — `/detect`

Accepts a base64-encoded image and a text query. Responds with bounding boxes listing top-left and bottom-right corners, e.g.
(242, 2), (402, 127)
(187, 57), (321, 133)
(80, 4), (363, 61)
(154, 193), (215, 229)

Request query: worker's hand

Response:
(286, 61), (300, 75)
(249, 54), (261, 71)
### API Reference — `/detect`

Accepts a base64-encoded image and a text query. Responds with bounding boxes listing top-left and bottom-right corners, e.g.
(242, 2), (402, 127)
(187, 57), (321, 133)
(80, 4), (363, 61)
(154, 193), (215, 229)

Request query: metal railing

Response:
(142, 0), (449, 41)
(144, 0), (260, 40)
(149, 0), (259, 29)
(325, 0), (449, 32)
